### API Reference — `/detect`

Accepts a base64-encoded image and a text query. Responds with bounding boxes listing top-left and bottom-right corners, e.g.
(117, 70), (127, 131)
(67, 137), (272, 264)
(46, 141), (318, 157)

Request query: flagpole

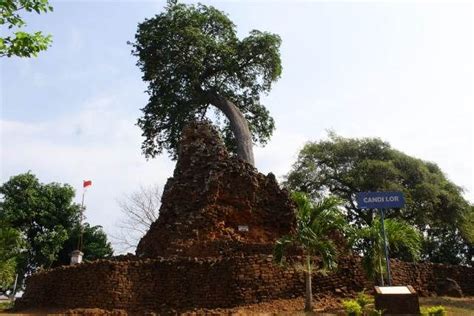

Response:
(71, 180), (90, 265)
(77, 188), (86, 251)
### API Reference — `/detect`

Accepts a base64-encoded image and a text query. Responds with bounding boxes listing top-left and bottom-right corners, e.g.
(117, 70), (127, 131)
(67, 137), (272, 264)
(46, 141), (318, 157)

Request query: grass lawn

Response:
(419, 296), (474, 315)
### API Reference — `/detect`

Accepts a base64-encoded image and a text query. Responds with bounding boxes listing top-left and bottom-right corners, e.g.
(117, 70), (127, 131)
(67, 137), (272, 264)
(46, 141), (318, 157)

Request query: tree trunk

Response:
(305, 255), (313, 312)
(205, 92), (255, 166)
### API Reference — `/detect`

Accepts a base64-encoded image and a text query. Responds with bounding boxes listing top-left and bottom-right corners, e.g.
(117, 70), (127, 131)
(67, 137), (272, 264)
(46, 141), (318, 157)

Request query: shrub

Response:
(343, 299), (362, 316)
(421, 305), (446, 316)
(0, 301), (13, 311)
(368, 309), (384, 316)
(356, 290), (374, 309)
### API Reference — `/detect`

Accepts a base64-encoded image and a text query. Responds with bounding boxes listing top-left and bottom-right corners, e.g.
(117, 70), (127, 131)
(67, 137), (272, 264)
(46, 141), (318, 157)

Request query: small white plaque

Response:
(238, 225), (249, 232)
(378, 286), (411, 294)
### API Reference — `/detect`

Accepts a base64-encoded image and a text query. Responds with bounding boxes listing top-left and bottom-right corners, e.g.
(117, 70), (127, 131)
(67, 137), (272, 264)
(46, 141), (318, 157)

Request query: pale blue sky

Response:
(1, 1), (473, 252)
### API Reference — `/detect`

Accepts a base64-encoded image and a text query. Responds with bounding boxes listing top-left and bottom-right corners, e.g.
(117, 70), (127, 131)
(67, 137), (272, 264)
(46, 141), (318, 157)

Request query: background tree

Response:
(349, 217), (421, 285)
(0, 220), (24, 295)
(274, 192), (347, 312)
(113, 184), (161, 253)
(285, 133), (472, 265)
(0, 0), (53, 57)
(131, 1), (282, 165)
(52, 223), (113, 267)
(0, 172), (113, 289)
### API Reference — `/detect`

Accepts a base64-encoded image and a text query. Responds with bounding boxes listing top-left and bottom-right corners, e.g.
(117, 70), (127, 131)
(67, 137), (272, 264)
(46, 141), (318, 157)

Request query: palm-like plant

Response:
(274, 192), (347, 312)
(349, 216), (421, 285)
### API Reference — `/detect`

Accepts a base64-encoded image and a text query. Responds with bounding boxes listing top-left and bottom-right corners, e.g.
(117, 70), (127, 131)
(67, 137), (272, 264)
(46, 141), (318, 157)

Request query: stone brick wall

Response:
(16, 257), (236, 312)
(136, 121), (296, 258)
(16, 255), (473, 313)
(15, 122), (474, 313)
(391, 259), (474, 296)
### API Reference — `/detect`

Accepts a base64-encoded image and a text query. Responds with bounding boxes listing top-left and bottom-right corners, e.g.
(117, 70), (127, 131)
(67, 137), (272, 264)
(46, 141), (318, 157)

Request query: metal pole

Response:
(77, 189), (86, 251)
(380, 208), (392, 286)
(11, 273), (18, 300)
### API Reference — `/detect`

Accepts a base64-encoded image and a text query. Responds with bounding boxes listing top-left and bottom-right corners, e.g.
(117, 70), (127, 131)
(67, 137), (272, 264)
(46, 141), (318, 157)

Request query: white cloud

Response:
(0, 94), (175, 251)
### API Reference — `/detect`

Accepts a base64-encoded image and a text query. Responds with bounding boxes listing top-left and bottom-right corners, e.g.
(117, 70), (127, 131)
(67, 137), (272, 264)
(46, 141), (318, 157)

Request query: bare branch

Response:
(112, 184), (161, 253)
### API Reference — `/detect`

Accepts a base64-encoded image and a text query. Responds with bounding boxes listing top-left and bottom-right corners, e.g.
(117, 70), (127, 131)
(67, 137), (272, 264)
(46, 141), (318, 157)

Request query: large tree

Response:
(0, 173), (80, 274)
(0, 0), (53, 57)
(285, 133), (473, 265)
(131, 1), (282, 165)
(0, 172), (113, 289)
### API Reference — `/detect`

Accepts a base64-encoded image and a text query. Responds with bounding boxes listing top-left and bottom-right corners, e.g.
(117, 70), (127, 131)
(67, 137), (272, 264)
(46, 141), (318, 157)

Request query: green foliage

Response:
(0, 173), (80, 274)
(131, 1), (281, 158)
(460, 205), (474, 243)
(349, 217), (421, 284)
(274, 192), (347, 311)
(356, 290), (374, 309)
(342, 299), (362, 316)
(0, 220), (23, 292)
(0, 301), (14, 311)
(285, 133), (472, 265)
(0, 172), (113, 290)
(274, 192), (347, 271)
(0, 0), (53, 57)
(52, 223), (113, 267)
(421, 305), (446, 316)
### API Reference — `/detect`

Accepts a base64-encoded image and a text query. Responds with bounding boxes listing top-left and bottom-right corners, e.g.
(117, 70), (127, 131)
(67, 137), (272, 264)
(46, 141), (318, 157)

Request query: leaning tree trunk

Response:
(206, 92), (255, 166)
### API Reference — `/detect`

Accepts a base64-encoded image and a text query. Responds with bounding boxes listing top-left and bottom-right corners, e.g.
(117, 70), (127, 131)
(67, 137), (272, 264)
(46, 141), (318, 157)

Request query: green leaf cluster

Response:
(274, 192), (347, 273)
(0, 220), (23, 292)
(0, 172), (113, 292)
(420, 305), (446, 316)
(52, 223), (113, 267)
(356, 290), (374, 309)
(285, 133), (473, 265)
(342, 299), (363, 316)
(274, 192), (347, 311)
(131, 1), (282, 158)
(0, 0), (53, 57)
(349, 217), (421, 283)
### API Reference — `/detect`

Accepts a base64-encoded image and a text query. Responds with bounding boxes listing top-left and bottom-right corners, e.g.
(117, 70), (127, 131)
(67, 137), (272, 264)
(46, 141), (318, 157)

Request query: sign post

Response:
(356, 191), (405, 286)
(379, 208), (390, 286)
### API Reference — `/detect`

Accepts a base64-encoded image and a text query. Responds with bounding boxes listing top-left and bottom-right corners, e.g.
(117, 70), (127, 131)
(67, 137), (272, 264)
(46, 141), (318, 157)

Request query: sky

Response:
(1, 1), (473, 253)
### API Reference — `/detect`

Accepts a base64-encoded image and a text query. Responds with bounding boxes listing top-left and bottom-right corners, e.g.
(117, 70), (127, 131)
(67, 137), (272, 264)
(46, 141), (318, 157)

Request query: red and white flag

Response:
(83, 180), (92, 188)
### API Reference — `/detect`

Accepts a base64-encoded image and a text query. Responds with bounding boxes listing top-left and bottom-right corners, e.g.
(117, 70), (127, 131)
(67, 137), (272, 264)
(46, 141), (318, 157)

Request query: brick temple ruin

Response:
(15, 122), (474, 313)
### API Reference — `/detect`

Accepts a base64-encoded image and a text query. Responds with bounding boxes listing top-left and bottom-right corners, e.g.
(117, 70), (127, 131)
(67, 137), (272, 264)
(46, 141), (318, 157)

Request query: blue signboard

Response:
(356, 191), (405, 209)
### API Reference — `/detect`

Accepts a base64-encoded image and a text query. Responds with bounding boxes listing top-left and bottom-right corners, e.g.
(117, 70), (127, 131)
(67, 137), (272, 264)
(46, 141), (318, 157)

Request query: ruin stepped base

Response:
(14, 122), (474, 313)
(15, 254), (474, 313)
(15, 254), (364, 312)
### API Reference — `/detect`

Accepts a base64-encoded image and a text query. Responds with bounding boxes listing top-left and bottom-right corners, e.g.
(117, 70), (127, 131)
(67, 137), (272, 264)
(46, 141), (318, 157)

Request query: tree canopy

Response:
(0, 172), (113, 291)
(52, 223), (113, 267)
(0, 0), (53, 57)
(0, 220), (23, 293)
(285, 133), (473, 265)
(131, 1), (282, 164)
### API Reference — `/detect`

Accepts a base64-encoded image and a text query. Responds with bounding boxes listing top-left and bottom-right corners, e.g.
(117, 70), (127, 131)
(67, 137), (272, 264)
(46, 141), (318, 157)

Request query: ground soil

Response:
(2, 296), (473, 315)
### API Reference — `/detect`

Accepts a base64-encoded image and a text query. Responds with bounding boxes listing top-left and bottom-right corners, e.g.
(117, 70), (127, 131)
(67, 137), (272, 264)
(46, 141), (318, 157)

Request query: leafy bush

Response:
(343, 299), (362, 316)
(421, 305), (446, 316)
(0, 301), (13, 311)
(356, 290), (374, 309)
